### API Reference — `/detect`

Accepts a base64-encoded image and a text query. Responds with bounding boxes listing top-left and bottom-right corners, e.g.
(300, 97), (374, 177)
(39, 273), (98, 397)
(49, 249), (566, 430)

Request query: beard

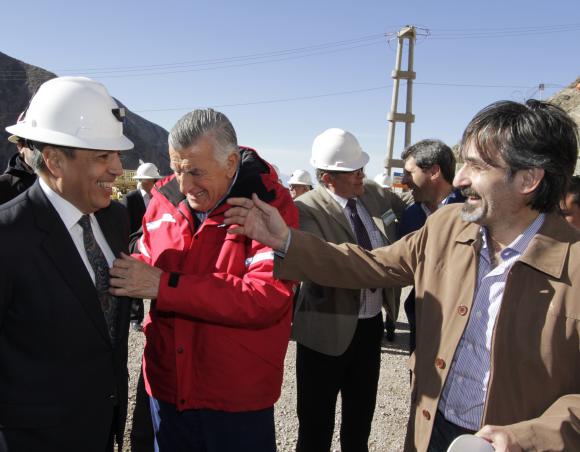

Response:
(460, 188), (487, 223)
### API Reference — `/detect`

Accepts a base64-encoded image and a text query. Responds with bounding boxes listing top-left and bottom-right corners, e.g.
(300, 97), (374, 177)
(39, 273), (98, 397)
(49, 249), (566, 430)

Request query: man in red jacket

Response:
(109, 108), (298, 452)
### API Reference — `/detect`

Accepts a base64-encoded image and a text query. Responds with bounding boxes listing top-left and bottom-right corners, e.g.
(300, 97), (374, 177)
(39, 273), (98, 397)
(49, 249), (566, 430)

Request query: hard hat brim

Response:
(310, 150), (370, 172)
(133, 175), (161, 180)
(5, 123), (134, 151)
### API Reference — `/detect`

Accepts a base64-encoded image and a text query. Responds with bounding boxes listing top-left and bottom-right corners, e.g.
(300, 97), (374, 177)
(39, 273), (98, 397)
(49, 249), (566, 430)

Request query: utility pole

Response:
(384, 26), (417, 172)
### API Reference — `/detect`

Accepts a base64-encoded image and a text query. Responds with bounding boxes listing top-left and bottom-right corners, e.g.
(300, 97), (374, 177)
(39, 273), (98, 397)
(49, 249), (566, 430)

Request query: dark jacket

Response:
(0, 153), (37, 204)
(121, 189), (146, 235)
(0, 181), (132, 451)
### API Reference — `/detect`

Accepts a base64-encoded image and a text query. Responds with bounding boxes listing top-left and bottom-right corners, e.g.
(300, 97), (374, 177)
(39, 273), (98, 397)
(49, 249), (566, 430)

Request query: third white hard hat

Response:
(287, 169), (313, 186)
(310, 128), (369, 171)
(133, 162), (161, 180)
(5, 76), (133, 151)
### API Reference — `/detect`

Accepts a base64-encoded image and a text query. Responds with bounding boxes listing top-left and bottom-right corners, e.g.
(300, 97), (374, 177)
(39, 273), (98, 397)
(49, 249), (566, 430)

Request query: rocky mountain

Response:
(548, 76), (580, 174)
(0, 51), (170, 174)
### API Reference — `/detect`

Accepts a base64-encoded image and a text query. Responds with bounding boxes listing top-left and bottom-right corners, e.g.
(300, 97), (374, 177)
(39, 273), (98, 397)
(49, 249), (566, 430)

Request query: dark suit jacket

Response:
(0, 181), (131, 452)
(121, 189), (146, 235)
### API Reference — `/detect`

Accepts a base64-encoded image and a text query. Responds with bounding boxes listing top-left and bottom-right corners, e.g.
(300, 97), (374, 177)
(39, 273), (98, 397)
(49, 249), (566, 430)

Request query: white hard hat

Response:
(133, 162), (161, 180)
(373, 171), (391, 187)
(5, 76), (133, 151)
(287, 169), (313, 186)
(310, 128), (369, 171)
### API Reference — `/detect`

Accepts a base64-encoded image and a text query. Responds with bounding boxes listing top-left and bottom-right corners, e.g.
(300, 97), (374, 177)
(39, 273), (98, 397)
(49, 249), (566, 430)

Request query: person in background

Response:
(109, 108), (298, 452)
(561, 174), (580, 229)
(0, 76), (134, 451)
(224, 99), (580, 452)
(399, 139), (465, 353)
(121, 161), (162, 332)
(0, 116), (37, 204)
(373, 171), (391, 189)
(287, 128), (405, 451)
(287, 169), (313, 199)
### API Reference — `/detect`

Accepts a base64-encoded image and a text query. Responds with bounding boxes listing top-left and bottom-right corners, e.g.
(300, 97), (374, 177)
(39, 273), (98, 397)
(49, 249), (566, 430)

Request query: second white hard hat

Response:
(287, 169), (313, 186)
(310, 128), (369, 171)
(5, 76), (134, 151)
(133, 162), (161, 180)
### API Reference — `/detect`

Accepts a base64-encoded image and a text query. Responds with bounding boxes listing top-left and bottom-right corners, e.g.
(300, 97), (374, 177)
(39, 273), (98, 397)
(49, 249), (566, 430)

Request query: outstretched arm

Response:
(224, 193), (291, 251)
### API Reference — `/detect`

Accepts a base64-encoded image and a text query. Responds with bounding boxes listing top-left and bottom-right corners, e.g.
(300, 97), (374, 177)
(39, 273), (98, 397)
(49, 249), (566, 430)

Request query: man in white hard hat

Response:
(287, 169), (313, 199)
(0, 76), (134, 451)
(281, 128), (405, 451)
(123, 162), (162, 235)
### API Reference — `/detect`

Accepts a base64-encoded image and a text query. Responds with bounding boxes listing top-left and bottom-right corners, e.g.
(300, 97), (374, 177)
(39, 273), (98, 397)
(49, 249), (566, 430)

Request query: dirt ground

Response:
(123, 296), (411, 452)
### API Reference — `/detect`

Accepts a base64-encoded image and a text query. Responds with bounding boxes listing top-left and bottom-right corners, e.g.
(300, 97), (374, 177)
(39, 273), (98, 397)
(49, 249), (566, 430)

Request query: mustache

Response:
(461, 188), (480, 198)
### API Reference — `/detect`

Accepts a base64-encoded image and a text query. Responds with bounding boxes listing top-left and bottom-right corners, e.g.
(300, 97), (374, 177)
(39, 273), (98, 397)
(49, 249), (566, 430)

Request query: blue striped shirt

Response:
(438, 213), (546, 430)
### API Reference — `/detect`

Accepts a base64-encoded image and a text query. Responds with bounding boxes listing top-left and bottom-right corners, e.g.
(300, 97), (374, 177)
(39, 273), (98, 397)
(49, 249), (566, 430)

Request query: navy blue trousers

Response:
(149, 397), (276, 452)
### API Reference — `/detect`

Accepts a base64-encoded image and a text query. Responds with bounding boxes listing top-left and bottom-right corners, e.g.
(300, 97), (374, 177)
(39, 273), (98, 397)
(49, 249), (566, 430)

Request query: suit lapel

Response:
(29, 183), (111, 344)
(316, 186), (355, 241)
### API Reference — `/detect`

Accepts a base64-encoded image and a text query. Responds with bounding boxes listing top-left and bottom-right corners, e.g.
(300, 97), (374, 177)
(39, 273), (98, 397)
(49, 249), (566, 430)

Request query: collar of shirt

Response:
(420, 190), (455, 217)
(193, 164), (240, 224)
(39, 177), (89, 232)
(324, 186), (356, 209)
(480, 213), (546, 266)
(139, 187), (149, 199)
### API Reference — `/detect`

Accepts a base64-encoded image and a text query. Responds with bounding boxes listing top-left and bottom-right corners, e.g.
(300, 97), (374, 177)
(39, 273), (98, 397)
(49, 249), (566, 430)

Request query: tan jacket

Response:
(275, 204), (580, 451)
(292, 181), (404, 355)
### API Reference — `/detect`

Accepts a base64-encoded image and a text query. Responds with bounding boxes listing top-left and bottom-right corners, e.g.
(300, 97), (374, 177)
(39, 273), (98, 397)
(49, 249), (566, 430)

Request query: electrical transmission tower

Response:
(384, 26), (417, 172)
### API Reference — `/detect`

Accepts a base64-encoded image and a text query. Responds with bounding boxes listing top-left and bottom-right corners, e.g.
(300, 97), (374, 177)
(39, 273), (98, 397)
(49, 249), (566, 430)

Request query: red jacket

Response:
(137, 148), (298, 412)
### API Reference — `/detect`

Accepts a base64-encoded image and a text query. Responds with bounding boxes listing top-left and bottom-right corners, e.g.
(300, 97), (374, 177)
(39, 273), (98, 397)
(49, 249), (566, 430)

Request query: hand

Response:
(476, 425), (522, 452)
(109, 252), (163, 299)
(224, 193), (290, 251)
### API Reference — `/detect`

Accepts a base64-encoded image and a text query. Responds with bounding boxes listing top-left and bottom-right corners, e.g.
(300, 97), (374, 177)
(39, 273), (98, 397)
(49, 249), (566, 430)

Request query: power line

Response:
(132, 81), (559, 113)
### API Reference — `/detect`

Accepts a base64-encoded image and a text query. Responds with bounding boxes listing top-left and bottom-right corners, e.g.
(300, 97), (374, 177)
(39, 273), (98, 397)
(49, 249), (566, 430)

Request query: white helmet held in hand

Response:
(133, 162), (161, 180)
(310, 128), (369, 171)
(287, 169), (313, 186)
(5, 76), (134, 151)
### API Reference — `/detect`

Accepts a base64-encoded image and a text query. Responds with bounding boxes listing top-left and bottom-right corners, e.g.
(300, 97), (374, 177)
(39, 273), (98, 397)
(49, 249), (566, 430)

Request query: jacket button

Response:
(108, 394), (116, 400)
(457, 305), (468, 316)
(177, 346), (184, 354)
(435, 358), (446, 369)
(422, 409), (431, 420)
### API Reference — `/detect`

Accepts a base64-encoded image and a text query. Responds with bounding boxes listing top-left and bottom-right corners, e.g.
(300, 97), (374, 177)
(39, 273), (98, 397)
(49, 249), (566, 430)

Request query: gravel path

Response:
(123, 295), (411, 451)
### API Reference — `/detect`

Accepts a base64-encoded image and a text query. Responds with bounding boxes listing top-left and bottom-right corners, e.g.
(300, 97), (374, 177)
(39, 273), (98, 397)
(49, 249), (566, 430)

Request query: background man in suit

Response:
(399, 139), (465, 353)
(0, 76), (134, 452)
(291, 128), (405, 452)
(121, 161), (161, 331)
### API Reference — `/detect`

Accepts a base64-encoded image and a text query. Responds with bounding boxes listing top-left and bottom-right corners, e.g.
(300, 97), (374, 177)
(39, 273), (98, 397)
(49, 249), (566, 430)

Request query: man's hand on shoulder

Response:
(224, 193), (290, 252)
(476, 425), (522, 452)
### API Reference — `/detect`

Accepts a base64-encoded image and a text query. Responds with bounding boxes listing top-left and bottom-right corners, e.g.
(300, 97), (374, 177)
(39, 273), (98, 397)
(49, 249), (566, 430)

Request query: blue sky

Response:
(2, 0), (578, 181)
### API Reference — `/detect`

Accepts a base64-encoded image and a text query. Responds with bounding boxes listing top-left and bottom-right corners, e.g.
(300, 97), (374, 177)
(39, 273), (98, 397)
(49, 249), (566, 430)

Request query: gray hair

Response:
(28, 141), (76, 174)
(168, 108), (239, 164)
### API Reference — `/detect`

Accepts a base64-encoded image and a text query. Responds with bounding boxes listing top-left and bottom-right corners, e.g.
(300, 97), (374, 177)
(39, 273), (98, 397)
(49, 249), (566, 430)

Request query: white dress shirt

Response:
(39, 177), (116, 284)
(325, 187), (386, 318)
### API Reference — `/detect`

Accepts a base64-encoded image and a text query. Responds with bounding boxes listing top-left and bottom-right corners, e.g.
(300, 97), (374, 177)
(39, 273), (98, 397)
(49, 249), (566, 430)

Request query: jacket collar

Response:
(454, 210), (576, 279)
